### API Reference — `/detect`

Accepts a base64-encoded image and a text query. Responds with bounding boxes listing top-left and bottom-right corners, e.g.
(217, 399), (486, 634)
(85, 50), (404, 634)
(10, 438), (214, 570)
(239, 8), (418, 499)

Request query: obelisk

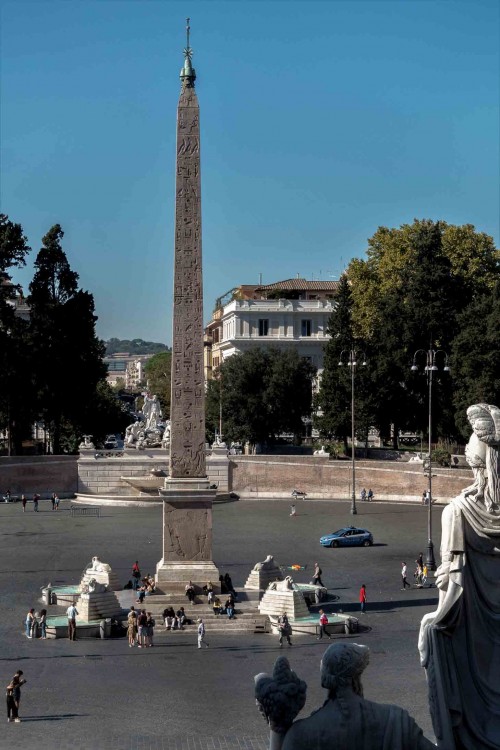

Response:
(156, 20), (219, 592)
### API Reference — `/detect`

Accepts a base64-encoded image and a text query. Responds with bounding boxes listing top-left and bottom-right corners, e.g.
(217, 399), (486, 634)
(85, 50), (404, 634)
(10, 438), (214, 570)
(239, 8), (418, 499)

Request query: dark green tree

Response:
(28, 225), (107, 453)
(206, 348), (316, 447)
(144, 351), (172, 417)
(0, 215), (32, 453)
(451, 282), (500, 438)
(314, 275), (375, 451)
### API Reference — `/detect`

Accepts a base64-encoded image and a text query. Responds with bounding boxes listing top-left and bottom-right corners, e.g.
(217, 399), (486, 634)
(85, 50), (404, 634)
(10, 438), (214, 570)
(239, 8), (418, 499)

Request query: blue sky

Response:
(2, 0), (498, 344)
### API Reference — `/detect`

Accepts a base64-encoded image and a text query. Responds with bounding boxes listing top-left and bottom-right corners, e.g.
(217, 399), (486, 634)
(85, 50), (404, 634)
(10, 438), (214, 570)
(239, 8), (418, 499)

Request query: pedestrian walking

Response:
(290, 504), (297, 517)
(127, 606), (138, 647)
(401, 562), (411, 589)
(417, 552), (424, 570)
(359, 584), (367, 613)
(197, 618), (209, 648)
(54, 494), (60, 510)
(6, 671), (25, 723)
(277, 612), (292, 647)
(316, 609), (331, 640)
(50, 493), (56, 511)
(33, 494), (39, 511)
(38, 609), (47, 639)
(11, 670), (26, 719)
(21, 495), (27, 513)
(360, 488), (367, 502)
(66, 603), (78, 640)
(312, 562), (324, 587)
(25, 609), (35, 639)
(421, 564), (428, 587)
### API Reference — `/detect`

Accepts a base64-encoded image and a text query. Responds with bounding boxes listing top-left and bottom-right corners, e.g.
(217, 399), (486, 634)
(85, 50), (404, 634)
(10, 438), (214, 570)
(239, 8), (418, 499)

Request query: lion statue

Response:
(269, 576), (294, 591)
(90, 556), (111, 573)
(253, 555), (280, 572)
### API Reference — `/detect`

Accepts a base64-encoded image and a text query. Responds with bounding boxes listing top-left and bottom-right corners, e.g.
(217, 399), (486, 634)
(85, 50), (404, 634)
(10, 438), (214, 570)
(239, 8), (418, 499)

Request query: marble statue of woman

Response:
(419, 403), (500, 749)
(255, 644), (434, 750)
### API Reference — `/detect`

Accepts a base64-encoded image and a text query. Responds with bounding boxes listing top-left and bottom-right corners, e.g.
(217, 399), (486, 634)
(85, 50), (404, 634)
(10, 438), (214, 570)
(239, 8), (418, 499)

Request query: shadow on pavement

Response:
(20, 713), (87, 721)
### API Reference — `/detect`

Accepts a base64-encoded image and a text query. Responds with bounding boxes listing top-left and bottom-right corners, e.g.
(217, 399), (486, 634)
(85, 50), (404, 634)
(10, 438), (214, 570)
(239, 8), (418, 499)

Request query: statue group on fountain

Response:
(124, 394), (170, 450)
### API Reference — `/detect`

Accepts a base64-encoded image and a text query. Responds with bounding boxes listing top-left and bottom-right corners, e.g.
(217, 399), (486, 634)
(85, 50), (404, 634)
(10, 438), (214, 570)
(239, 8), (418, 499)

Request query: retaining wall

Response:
(230, 456), (472, 501)
(0, 455), (77, 497)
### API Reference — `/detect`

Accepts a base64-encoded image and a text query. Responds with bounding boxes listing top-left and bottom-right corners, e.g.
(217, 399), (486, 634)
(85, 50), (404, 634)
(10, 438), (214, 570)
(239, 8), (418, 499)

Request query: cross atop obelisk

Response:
(156, 22), (220, 593)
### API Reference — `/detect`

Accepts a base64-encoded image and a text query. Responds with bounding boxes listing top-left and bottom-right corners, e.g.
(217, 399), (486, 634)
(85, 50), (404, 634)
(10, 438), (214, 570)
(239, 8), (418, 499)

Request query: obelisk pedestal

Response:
(156, 21), (220, 594)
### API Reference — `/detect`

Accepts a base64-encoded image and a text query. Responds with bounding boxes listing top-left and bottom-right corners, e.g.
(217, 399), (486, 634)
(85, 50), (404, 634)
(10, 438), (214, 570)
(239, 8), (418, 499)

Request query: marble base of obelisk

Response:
(155, 478), (220, 594)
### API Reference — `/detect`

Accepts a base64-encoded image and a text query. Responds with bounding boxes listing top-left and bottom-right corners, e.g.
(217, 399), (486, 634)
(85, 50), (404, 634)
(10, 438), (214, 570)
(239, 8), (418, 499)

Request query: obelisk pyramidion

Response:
(156, 20), (220, 592)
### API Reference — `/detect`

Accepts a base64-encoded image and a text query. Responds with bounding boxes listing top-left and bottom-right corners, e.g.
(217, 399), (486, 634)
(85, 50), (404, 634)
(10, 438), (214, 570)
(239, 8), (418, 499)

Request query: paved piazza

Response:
(1, 497), (441, 749)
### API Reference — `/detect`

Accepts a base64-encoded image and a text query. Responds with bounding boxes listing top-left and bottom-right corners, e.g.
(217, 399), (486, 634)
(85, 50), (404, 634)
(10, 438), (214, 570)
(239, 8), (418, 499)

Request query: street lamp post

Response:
(339, 350), (366, 515)
(411, 349), (450, 571)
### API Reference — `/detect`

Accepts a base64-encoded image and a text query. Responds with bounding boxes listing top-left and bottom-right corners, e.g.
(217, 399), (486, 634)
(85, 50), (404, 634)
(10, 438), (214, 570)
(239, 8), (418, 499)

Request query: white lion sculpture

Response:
(269, 576), (294, 591)
(253, 555), (280, 572)
(90, 556), (111, 573)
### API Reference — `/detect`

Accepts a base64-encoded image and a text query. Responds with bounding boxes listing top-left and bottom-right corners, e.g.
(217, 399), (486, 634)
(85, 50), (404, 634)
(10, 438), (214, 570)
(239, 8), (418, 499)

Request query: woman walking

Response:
(145, 612), (155, 647)
(21, 495), (27, 513)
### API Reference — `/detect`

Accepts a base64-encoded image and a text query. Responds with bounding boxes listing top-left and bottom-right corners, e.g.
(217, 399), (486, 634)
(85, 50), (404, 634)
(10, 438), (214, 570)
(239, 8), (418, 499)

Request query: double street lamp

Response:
(411, 349), (450, 571)
(338, 350), (366, 516)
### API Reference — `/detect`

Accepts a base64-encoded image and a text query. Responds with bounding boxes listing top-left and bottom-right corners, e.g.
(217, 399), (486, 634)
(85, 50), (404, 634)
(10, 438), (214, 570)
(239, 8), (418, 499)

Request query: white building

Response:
(208, 279), (338, 376)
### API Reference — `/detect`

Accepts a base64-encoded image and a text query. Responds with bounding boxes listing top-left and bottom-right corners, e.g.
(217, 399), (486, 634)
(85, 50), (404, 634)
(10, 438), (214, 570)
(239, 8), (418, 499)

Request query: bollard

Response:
(100, 618), (112, 639)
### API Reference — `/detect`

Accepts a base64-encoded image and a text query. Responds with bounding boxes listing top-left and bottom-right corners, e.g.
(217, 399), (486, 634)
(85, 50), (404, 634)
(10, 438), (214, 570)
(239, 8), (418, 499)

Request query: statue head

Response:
(321, 643), (370, 698)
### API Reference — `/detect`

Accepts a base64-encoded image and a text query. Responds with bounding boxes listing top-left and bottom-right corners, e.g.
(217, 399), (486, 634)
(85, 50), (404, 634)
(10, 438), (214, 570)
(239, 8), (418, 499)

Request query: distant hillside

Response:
(105, 338), (171, 355)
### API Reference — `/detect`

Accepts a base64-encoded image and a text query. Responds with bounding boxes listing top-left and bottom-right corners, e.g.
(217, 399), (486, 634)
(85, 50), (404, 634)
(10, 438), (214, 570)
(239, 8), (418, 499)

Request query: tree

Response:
(0, 215), (31, 453)
(144, 351), (172, 417)
(314, 276), (375, 451)
(205, 348), (316, 447)
(345, 219), (499, 444)
(451, 282), (500, 438)
(28, 225), (107, 453)
(105, 338), (170, 355)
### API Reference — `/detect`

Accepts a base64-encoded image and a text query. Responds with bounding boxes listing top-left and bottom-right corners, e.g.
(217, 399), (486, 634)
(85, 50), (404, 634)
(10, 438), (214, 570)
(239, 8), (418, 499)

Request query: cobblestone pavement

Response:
(0, 497), (442, 749)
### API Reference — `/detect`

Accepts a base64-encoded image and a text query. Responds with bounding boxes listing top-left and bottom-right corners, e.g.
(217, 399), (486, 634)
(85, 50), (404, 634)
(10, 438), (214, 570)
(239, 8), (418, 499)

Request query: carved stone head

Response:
(320, 643), (370, 692)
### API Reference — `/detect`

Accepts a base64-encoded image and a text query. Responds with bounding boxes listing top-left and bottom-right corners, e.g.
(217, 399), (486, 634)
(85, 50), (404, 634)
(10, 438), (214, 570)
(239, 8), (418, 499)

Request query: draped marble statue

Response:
(255, 643), (434, 750)
(419, 403), (500, 749)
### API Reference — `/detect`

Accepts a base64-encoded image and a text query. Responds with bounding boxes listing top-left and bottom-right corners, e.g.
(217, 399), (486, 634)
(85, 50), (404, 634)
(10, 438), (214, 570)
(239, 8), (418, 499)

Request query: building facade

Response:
(204, 278), (338, 381)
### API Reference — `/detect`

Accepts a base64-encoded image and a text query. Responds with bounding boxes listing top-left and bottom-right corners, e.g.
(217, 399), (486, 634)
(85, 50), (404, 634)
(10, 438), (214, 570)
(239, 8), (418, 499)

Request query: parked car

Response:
(320, 526), (374, 548)
(104, 435), (118, 449)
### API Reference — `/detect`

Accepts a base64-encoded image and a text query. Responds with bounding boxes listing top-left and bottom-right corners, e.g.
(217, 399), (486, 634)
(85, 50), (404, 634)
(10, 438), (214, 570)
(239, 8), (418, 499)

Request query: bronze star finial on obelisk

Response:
(180, 16), (196, 87)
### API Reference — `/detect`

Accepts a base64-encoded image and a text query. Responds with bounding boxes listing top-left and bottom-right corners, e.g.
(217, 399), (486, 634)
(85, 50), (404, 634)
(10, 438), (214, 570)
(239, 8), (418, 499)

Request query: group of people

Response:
(18, 493), (60, 511)
(127, 606), (155, 647)
(25, 608), (48, 639)
(6, 670), (26, 723)
(360, 488), (374, 502)
(162, 606), (187, 630)
(401, 555), (428, 589)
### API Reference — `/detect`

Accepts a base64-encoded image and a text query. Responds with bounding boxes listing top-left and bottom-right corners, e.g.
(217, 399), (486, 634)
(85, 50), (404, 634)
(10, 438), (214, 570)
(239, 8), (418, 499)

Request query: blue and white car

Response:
(320, 526), (374, 548)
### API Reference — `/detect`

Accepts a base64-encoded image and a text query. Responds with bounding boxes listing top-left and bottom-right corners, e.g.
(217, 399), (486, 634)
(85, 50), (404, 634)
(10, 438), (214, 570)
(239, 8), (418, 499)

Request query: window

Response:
(301, 319), (312, 337)
(258, 319), (269, 336)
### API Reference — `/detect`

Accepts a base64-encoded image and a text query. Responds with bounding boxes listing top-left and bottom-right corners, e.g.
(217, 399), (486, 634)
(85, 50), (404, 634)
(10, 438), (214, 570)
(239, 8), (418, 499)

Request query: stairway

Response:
(124, 592), (269, 635)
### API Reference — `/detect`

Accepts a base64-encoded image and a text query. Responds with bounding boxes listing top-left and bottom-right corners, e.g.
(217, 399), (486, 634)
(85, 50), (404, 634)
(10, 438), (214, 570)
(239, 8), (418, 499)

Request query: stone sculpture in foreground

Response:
(255, 643), (434, 749)
(419, 403), (500, 749)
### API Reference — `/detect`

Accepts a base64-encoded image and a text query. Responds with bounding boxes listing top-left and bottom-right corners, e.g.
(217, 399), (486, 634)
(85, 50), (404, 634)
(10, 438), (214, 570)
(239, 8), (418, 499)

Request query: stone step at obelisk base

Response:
(258, 578), (310, 621)
(77, 589), (122, 621)
(244, 555), (284, 592)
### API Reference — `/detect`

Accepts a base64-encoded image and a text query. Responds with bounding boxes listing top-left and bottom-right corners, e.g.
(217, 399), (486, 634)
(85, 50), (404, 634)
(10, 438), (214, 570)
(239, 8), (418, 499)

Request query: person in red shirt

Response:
(359, 584), (367, 613)
(317, 609), (331, 640)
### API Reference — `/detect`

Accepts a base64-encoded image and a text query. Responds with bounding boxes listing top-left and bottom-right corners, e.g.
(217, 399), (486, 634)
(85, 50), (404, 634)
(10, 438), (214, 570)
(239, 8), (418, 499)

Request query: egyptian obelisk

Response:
(156, 20), (220, 592)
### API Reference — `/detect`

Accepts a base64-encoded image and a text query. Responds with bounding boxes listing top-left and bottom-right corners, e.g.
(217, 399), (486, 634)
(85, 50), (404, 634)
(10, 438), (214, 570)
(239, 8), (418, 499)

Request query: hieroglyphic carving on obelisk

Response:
(170, 18), (206, 480)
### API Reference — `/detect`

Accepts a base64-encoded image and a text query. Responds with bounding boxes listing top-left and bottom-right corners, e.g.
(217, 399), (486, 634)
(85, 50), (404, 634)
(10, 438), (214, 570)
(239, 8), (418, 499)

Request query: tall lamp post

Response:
(339, 350), (366, 515)
(411, 349), (450, 571)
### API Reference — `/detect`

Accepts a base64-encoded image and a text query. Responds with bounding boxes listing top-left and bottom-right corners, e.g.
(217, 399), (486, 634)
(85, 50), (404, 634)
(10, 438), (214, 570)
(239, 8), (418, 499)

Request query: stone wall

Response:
(230, 457), (471, 502)
(0, 455), (77, 497)
(78, 449), (229, 497)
